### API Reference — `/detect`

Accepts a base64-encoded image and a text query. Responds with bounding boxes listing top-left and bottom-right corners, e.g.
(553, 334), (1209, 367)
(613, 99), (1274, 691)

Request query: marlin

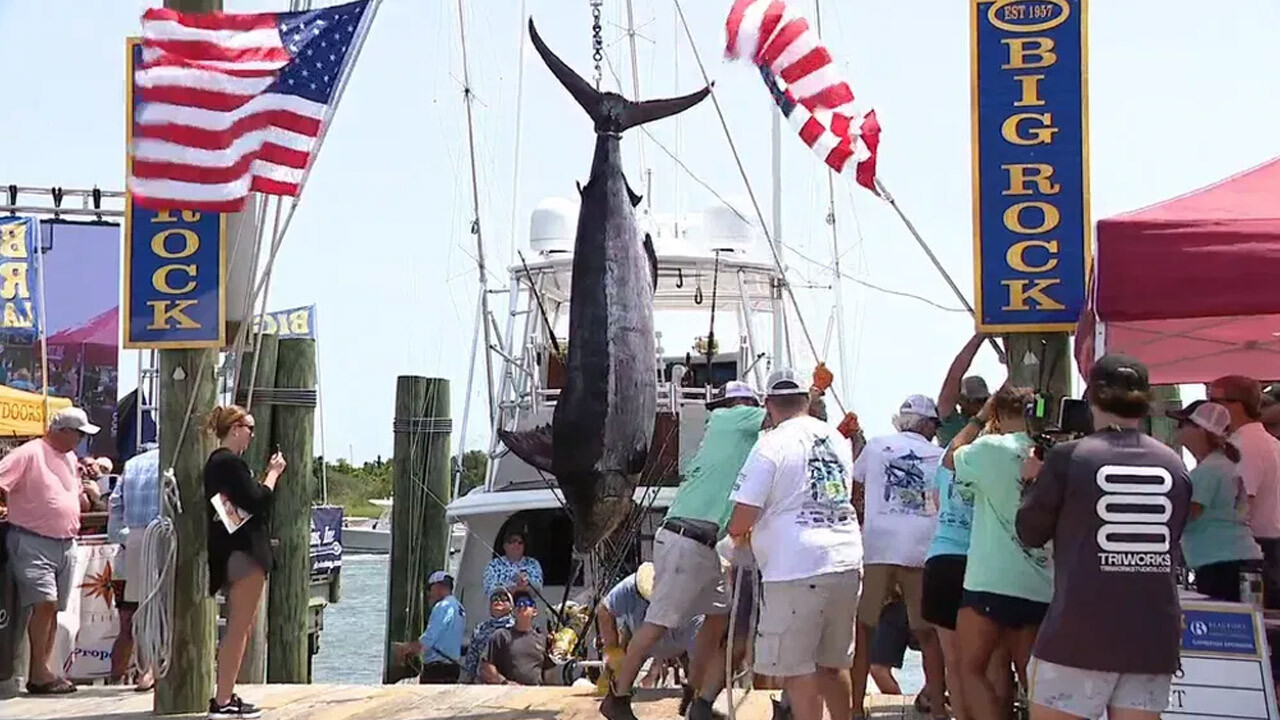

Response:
(498, 19), (711, 553)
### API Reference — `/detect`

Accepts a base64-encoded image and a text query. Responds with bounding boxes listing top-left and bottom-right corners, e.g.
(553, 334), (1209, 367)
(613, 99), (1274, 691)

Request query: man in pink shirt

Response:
(0, 407), (98, 695)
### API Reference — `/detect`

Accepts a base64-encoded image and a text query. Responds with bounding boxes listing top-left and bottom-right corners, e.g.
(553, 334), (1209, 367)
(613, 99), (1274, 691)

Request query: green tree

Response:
(456, 449), (487, 496)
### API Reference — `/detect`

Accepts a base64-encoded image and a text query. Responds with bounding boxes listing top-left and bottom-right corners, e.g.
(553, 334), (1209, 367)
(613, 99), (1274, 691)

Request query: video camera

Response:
(1025, 395), (1093, 459)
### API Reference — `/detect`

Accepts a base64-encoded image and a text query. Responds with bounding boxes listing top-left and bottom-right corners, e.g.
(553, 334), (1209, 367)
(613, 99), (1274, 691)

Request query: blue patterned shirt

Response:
(107, 446), (161, 579)
(482, 556), (544, 597)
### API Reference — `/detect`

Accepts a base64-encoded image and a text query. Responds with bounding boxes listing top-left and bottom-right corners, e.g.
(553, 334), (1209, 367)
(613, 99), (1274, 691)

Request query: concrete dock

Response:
(0, 684), (926, 719)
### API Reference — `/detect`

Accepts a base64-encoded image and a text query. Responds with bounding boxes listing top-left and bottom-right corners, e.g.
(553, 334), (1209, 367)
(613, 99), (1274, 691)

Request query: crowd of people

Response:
(572, 333), (1280, 720)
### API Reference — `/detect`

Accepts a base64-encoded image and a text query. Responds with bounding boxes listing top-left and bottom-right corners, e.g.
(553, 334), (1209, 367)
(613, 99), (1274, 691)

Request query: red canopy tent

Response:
(46, 307), (119, 366)
(1075, 157), (1280, 384)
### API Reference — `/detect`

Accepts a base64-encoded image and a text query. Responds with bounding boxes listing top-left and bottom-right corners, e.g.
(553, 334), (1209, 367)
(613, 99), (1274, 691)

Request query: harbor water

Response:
(311, 555), (925, 693)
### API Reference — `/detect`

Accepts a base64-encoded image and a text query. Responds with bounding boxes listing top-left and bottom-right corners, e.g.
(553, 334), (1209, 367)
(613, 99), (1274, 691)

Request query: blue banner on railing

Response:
(1182, 607), (1259, 656)
(970, 0), (1090, 332)
(123, 38), (226, 349)
(0, 218), (42, 338)
(253, 304), (317, 339)
(310, 505), (344, 574)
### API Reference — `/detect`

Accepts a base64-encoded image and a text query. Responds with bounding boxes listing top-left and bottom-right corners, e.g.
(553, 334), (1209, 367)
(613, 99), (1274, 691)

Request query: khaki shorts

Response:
(754, 569), (861, 677)
(858, 564), (927, 630)
(646, 528), (728, 629)
(1029, 656), (1172, 717)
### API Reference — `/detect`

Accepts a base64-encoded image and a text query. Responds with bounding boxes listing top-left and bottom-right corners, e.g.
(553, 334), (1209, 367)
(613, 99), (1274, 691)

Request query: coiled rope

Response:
(133, 467), (181, 679)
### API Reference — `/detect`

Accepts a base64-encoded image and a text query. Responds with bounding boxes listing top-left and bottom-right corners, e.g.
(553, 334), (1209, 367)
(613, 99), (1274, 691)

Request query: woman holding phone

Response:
(203, 405), (286, 720)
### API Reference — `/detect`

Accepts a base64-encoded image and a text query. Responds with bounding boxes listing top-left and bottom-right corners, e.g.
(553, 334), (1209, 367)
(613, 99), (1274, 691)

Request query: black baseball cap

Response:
(1166, 399), (1207, 422)
(1088, 354), (1150, 394)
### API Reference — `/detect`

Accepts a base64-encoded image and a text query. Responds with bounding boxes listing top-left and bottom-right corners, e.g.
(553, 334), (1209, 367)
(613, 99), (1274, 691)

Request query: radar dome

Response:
(529, 197), (578, 254)
(702, 200), (760, 253)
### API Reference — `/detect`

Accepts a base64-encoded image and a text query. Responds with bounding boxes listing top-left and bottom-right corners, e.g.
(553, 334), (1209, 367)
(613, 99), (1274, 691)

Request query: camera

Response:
(1026, 396), (1093, 459)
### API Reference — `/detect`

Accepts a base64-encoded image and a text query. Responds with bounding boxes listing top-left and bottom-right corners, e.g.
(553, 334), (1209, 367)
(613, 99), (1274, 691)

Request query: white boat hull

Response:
(343, 526), (391, 554)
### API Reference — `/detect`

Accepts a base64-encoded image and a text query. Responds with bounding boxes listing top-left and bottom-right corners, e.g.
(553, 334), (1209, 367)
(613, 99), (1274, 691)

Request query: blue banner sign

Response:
(970, 0), (1090, 332)
(123, 38), (226, 349)
(310, 505), (344, 574)
(0, 218), (41, 337)
(253, 304), (317, 339)
(1181, 607), (1259, 656)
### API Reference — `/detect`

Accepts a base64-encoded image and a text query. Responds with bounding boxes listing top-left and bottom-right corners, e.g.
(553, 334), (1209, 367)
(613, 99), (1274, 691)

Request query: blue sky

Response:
(1, 0), (1277, 461)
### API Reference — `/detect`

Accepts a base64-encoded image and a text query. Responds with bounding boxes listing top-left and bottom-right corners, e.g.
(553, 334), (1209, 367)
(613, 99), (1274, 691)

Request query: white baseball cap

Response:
(427, 570), (452, 587)
(50, 407), (100, 435)
(765, 368), (808, 397)
(1187, 401), (1231, 438)
(721, 381), (758, 401)
(899, 394), (940, 420)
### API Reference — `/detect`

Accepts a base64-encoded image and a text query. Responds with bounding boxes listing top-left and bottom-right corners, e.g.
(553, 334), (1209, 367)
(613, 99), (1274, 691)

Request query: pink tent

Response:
(1075, 157), (1280, 384)
(46, 307), (119, 365)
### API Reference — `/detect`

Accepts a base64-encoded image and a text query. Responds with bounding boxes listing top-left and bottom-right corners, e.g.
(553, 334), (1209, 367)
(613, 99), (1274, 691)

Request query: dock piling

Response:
(383, 377), (452, 683)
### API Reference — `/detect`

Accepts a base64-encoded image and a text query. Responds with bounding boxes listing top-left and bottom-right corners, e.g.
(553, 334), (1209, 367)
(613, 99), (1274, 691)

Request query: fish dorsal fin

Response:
(643, 233), (658, 293)
(625, 181), (643, 208)
(576, 181), (584, 197)
(497, 425), (554, 474)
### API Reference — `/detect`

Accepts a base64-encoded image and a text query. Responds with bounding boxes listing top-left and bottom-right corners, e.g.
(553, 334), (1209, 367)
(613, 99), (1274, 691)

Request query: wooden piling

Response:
(234, 334), (279, 684)
(383, 377), (452, 684)
(154, 349), (218, 715)
(1003, 333), (1073, 420)
(266, 338), (317, 683)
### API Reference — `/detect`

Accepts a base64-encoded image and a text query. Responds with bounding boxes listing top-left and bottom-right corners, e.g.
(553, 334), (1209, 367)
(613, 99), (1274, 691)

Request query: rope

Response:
(133, 468), (180, 679)
(590, 0), (605, 88)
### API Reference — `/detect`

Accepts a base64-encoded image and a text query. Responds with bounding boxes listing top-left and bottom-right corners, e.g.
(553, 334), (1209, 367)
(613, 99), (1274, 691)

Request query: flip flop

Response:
(26, 678), (77, 695)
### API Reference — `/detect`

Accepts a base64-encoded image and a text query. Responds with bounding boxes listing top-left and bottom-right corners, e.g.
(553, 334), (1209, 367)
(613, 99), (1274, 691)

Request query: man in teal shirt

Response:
(604, 381), (765, 720)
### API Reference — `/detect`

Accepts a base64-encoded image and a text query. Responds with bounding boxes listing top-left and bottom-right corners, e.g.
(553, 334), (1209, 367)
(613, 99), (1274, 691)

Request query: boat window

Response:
(496, 510), (584, 587)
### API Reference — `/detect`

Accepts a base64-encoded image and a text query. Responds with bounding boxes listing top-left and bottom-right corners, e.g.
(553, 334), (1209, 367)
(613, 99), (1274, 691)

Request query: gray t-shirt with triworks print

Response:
(1016, 429), (1191, 675)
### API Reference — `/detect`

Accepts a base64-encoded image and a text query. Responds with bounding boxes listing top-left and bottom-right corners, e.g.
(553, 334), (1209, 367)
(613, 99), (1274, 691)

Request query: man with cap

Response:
(0, 406), (99, 695)
(603, 380), (766, 720)
(850, 394), (947, 720)
(727, 367), (862, 720)
(1017, 354), (1191, 720)
(394, 571), (466, 683)
(937, 334), (993, 448)
(596, 563), (703, 699)
(460, 587), (515, 683)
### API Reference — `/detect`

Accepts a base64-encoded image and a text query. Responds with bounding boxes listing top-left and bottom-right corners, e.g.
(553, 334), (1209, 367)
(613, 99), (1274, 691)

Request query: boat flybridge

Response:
(446, 197), (801, 630)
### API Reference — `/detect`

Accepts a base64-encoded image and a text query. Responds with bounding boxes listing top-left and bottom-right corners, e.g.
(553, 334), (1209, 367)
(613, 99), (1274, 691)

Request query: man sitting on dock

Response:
(602, 381), (765, 720)
(596, 562), (701, 703)
(480, 588), (557, 685)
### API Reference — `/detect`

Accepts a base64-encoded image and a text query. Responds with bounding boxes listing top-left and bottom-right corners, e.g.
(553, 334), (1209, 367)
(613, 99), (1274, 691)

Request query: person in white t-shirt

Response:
(728, 368), (863, 720)
(851, 394), (948, 720)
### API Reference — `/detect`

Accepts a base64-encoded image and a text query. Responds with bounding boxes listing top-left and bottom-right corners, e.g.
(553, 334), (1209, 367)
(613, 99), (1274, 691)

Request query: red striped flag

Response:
(725, 0), (880, 193)
(129, 0), (374, 212)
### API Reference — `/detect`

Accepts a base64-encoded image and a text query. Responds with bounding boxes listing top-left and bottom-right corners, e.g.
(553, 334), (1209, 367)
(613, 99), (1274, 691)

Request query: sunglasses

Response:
(505, 537), (524, 545)
(236, 422), (256, 434)
(514, 599), (535, 609)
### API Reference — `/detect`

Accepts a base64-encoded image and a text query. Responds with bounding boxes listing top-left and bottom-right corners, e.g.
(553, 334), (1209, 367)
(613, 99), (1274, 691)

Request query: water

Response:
(311, 554), (925, 693)
(312, 554), (390, 685)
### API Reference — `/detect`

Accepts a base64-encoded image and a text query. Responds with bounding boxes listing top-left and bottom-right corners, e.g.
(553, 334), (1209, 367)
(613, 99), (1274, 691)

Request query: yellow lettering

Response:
(1013, 74), (1047, 107)
(1002, 279), (1065, 311)
(1003, 202), (1060, 235)
(288, 310), (310, 335)
(1000, 113), (1059, 146)
(0, 226), (27, 259)
(150, 229), (199, 259)
(152, 264), (197, 295)
(2, 301), (33, 328)
(0, 262), (30, 300)
(1006, 240), (1060, 273)
(152, 210), (202, 223)
(1002, 164), (1061, 196)
(1002, 37), (1057, 70)
(261, 315), (278, 335)
(146, 300), (200, 330)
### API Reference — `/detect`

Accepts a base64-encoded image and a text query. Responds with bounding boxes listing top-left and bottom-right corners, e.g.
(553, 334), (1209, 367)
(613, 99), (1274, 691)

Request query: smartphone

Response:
(1059, 398), (1093, 435)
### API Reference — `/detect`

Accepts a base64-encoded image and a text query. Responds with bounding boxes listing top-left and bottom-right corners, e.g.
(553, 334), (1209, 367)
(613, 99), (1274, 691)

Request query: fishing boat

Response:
(342, 498), (393, 554)
(445, 198), (803, 630)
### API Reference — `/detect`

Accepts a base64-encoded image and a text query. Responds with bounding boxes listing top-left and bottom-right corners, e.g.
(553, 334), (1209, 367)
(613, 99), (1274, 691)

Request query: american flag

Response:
(130, 0), (374, 212)
(725, 0), (880, 193)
